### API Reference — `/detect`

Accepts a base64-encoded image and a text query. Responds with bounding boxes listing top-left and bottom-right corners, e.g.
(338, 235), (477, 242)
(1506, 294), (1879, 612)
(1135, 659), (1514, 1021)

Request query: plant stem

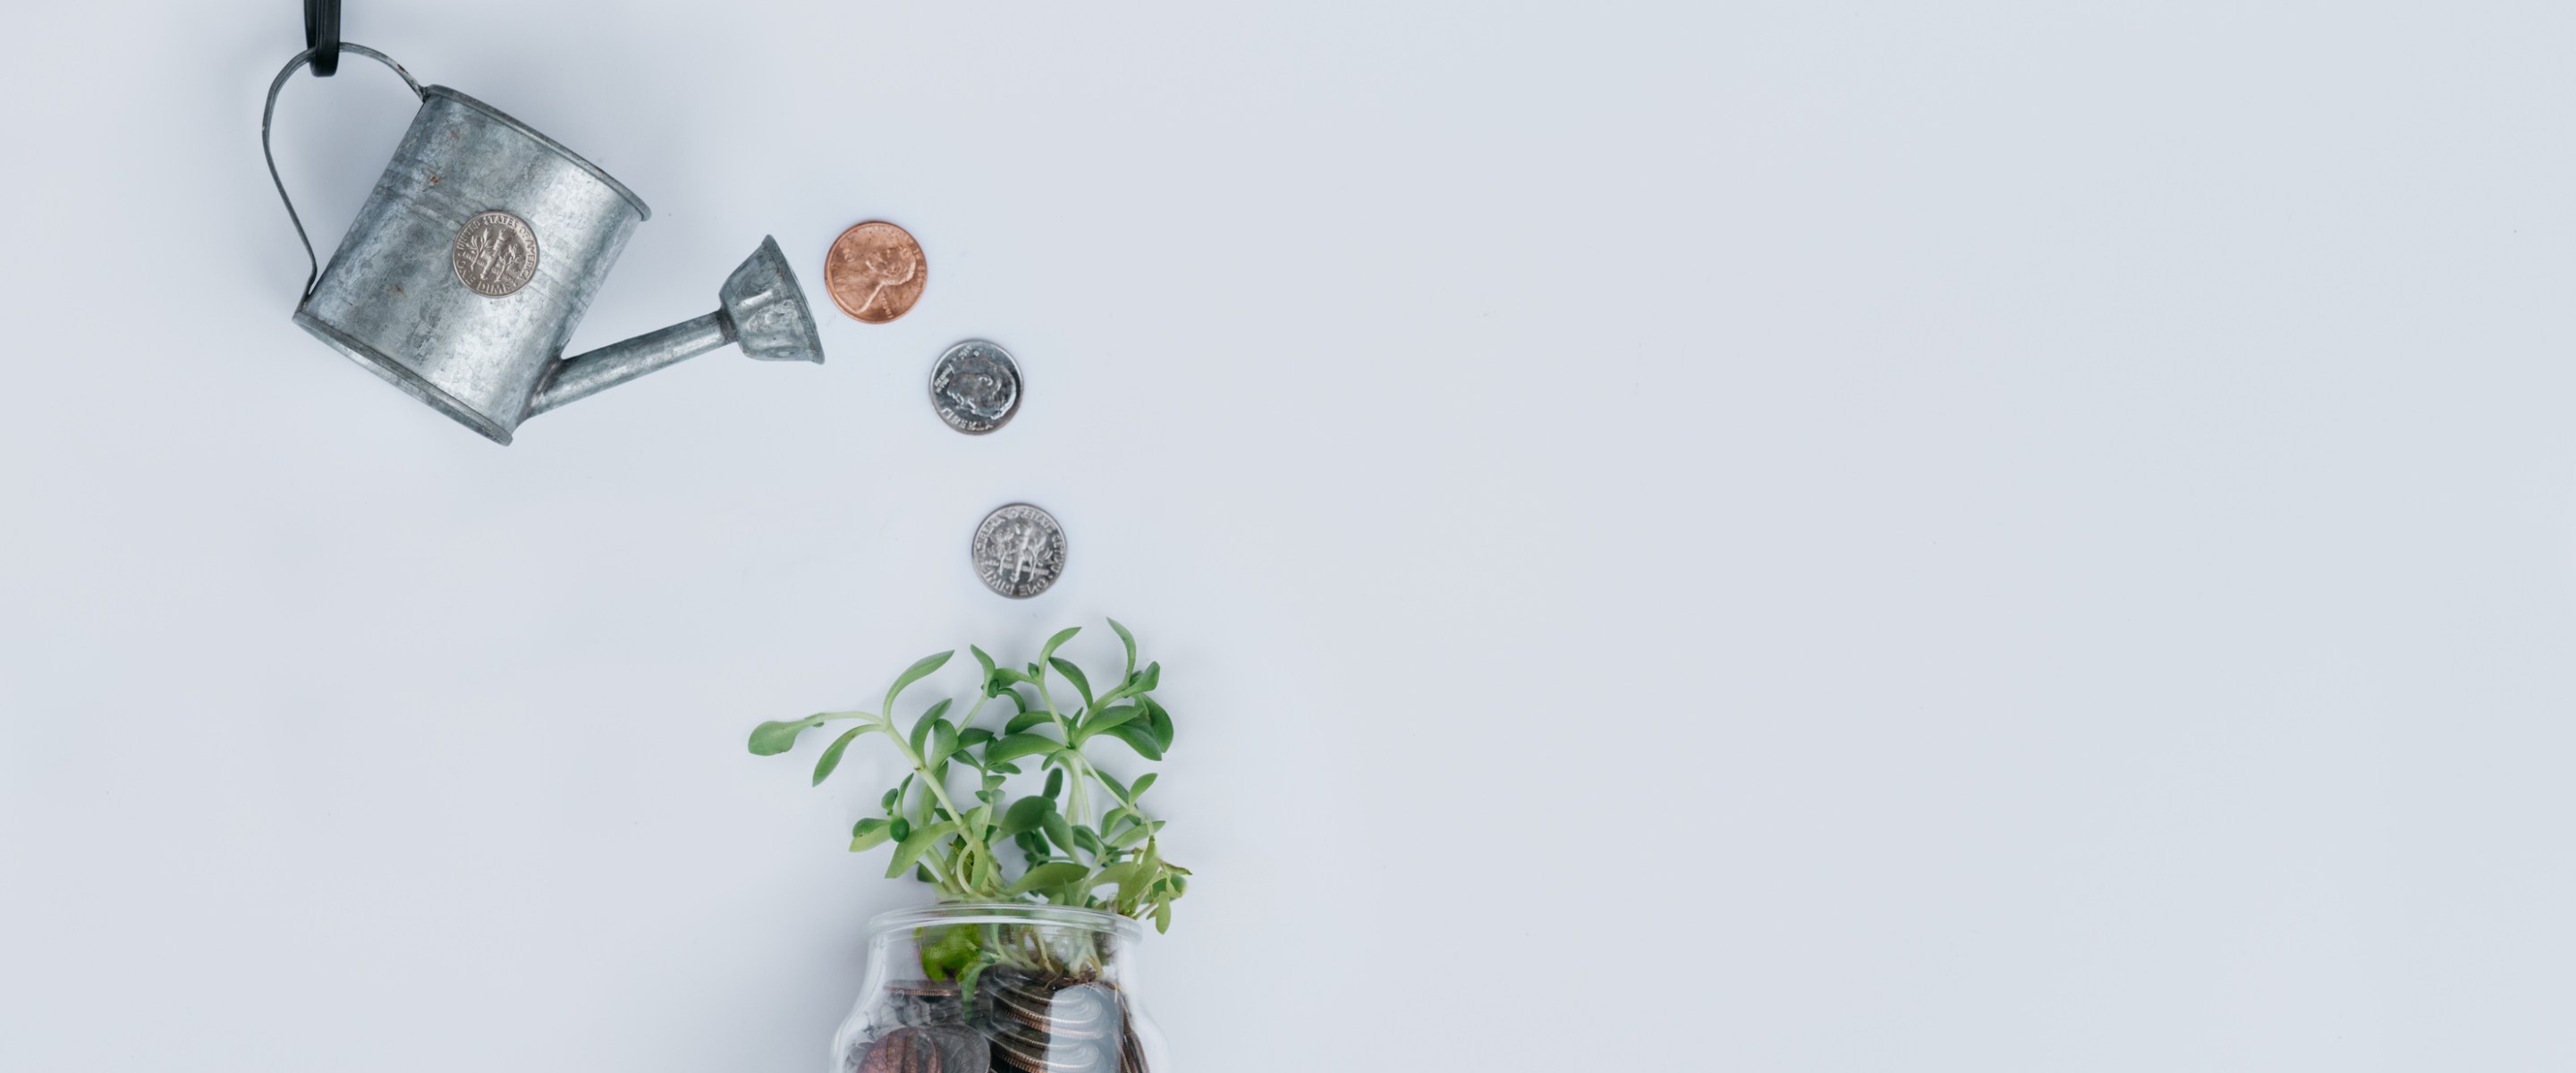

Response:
(875, 706), (995, 898)
(1032, 679), (1094, 831)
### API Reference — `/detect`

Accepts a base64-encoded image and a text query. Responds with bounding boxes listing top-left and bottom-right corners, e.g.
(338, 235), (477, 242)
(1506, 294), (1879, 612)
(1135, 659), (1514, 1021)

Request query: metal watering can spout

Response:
(260, 43), (822, 444)
(528, 237), (822, 417)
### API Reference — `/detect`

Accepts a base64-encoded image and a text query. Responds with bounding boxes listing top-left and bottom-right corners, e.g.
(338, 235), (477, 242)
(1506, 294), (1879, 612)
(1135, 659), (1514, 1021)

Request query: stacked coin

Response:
(847, 979), (996, 1073)
(884, 979), (967, 1029)
(975, 972), (1136, 1073)
(1116, 1012), (1147, 1073)
(853, 1025), (989, 1073)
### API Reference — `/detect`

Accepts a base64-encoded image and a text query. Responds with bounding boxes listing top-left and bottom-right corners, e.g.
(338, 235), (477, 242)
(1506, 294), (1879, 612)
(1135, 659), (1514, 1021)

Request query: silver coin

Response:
(930, 340), (1022, 435)
(452, 210), (538, 298)
(972, 503), (1066, 599)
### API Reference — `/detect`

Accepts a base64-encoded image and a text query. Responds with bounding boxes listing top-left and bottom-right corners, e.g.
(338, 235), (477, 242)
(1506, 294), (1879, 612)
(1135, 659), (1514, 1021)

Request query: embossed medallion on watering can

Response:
(261, 42), (821, 444)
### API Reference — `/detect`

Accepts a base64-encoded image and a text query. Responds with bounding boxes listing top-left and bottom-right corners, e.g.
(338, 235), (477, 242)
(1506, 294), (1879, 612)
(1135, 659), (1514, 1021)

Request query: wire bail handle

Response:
(259, 42), (422, 305)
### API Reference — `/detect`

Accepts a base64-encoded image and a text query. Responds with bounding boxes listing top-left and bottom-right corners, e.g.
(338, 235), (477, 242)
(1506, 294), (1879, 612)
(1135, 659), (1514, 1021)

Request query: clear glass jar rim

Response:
(868, 901), (1144, 940)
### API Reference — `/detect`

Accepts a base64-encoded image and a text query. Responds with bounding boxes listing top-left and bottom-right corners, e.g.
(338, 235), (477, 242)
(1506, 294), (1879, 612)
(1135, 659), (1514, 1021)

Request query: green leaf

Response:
(956, 728), (994, 754)
(1091, 860), (1144, 891)
(1129, 773), (1157, 800)
(1007, 861), (1090, 896)
(885, 651), (955, 714)
(1043, 769), (1064, 800)
(970, 645), (996, 680)
(849, 817), (895, 852)
(1075, 705), (1140, 743)
(889, 816), (911, 841)
(1040, 810), (1077, 855)
(919, 925), (981, 982)
(986, 733), (1061, 765)
(1101, 722), (1165, 761)
(1153, 900), (1173, 933)
(1038, 627), (1082, 665)
(1004, 707), (1053, 735)
(1000, 797), (1055, 837)
(748, 716), (826, 756)
(886, 820), (958, 879)
(1107, 619), (1137, 679)
(958, 954), (996, 1008)
(1140, 697), (1174, 750)
(986, 665), (1033, 698)
(1051, 658), (1094, 710)
(812, 724), (879, 785)
(1107, 821), (1152, 849)
(1136, 662), (1161, 693)
(1116, 861), (1156, 901)
(925, 720), (961, 769)
(909, 698), (954, 756)
(1093, 770), (1131, 803)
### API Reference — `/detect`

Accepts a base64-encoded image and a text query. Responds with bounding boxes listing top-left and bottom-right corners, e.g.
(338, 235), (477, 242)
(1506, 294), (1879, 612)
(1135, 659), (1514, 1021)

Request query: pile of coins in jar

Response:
(855, 971), (1148, 1073)
(824, 222), (1063, 600)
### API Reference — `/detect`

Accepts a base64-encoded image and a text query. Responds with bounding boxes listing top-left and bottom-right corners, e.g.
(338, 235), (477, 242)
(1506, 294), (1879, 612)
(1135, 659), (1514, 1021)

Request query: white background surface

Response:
(3, 2), (2573, 1069)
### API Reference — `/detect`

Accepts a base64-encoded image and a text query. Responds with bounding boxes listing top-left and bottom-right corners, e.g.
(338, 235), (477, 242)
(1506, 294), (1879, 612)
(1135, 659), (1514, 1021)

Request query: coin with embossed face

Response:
(971, 503), (1066, 599)
(826, 221), (928, 323)
(930, 340), (1022, 435)
(452, 210), (538, 297)
(856, 1027), (942, 1073)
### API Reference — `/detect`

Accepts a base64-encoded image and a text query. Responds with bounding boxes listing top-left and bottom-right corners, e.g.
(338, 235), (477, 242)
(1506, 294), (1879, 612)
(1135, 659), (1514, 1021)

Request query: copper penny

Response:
(859, 1027), (944, 1073)
(826, 221), (928, 323)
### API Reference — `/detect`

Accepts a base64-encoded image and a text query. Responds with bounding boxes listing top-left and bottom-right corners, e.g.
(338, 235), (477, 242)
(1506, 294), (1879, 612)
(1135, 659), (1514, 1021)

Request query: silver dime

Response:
(971, 503), (1066, 599)
(930, 340), (1022, 435)
(452, 210), (538, 297)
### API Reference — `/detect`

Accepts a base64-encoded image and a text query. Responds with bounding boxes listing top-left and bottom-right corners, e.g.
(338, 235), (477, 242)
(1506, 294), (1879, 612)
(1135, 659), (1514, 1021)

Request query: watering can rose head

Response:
(262, 45), (822, 444)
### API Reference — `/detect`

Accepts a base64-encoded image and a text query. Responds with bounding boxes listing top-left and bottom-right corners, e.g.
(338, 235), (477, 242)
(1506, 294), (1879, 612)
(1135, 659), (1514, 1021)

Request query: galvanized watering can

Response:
(260, 42), (821, 444)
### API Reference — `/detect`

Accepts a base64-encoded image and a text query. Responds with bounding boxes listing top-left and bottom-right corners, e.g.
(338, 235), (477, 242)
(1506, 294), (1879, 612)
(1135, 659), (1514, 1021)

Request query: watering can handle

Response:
(260, 44), (422, 305)
(305, 0), (342, 77)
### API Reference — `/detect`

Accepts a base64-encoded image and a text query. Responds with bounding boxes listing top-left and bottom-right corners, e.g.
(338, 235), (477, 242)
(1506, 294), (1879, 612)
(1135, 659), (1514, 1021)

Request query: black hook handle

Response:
(304, 0), (342, 76)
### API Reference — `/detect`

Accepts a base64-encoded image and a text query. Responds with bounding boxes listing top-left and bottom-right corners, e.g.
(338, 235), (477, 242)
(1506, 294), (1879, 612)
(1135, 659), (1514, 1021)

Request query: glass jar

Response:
(833, 904), (1168, 1073)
